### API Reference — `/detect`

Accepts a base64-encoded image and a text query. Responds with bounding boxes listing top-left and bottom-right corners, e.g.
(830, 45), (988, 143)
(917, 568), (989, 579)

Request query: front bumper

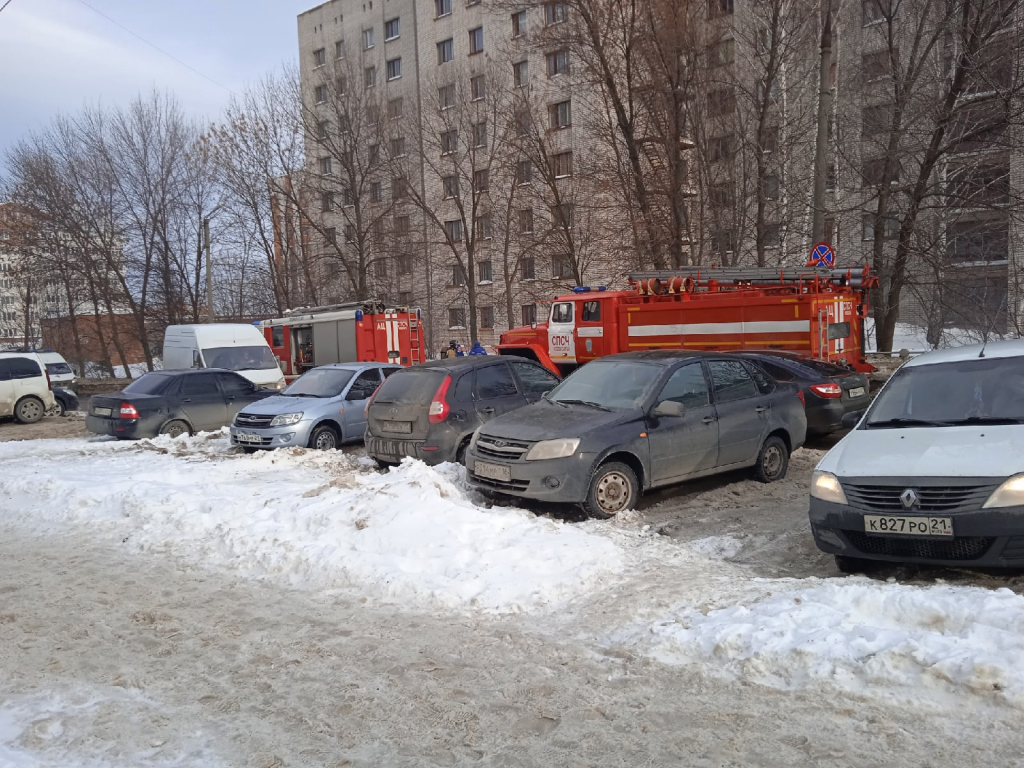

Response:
(809, 497), (1024, 567)
(464, 447), (594, 503)
(229, 422), (311, 449)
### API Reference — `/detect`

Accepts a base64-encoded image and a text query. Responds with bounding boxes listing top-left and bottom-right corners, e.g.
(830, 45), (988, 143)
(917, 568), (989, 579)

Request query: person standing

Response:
(444, 340), (458, 359)
(468, 341), (487, 356)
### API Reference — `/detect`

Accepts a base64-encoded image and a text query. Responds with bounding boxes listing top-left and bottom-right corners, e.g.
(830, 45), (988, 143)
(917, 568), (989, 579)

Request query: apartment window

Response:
(395, 215), (410, 236)
(443, 175), (460, 199)
(709, 183), (733, 209)
(315, 84), (328, 104)
(861, 158), (900, 187)
(390, 137), (406, 157)
(710, 39), (735, 67)
(708, 135), (734, 162)
(398, 291), (412, 305)
(385, 17), (400, 40)
(336, 76), (346, 95)
(551, 151), (573, 178)
(861, 213), (901, 241)
(549, 100), (572, 128)
(374, 257), (389, 278)
(763, 174), (780, 200)
(512, 10), (527, 37)
(445, 220), (463, 242)
(392, 176), (408, 200)
(319, 156), (333, 175)
(521, 304), (538, 325)
(313, 48), (326, 67)
(366, 106), (380, 126)
(863, 49), (895, 82)
(513, 60), (529, 87)
(947, 217), (1009, 264)
(546, 49), (570, 76)
(826, 164), (837, 191)
(480, 306), (495, 329)
(518, 208), (534, 233)
(756, 78), (781, 102)
(764, 223), (781, 248)
(363, 28), (375, 49)
(862, 0), (889, 25)
(552, 255), (573, 279)
(472, 121), (487, 148)
(711, 229), (735, 255)
(449, 308), (467, 331)
(387, 58), (402, 80)
(474, 168), (489, 193)
(478, 260), (493, 282)
(471, 75), (486, 100)
(439, 83), (456, 109)
(436, 0), (452, 17)
(335, 40), (345, 59)
(438, 39), (455, 64)
(388, 98), (404, 119)
(364, 66), (377, 88)
(345, 224), (356, 243)
(321, 192), (334, 212)
(552, 203), (574, 229)
(397, 255), (412, 274)
(948, 161), (1011, 207)
(761, 126), (778, 153)
(452, 263), (467, 286)
(944, 272), (1008, 331)
(516, 159), (532, 184)
(317, 121), (329, 140)
(708, 88), (736, 116)
(365, 182), (380, 203)
(342, 185), (354, 207)
(709, 0), (734, 16)
(862, 103), (893, 137)
(440, 130), (457, 155)
(544, 1), (567, 25)
(369, 144), (380, 165)
(469, 27), (484, 55)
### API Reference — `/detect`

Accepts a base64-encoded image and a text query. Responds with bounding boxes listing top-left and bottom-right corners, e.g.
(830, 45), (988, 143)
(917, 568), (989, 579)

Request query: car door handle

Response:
(755, 406), (768, 413)
(702, 416), (717, 424)
(182, 398), (192, 403)
(480, 407), (495, 415)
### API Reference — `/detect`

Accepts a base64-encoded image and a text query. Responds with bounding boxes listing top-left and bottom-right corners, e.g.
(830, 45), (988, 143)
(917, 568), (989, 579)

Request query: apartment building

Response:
(0, 203), (61, 350)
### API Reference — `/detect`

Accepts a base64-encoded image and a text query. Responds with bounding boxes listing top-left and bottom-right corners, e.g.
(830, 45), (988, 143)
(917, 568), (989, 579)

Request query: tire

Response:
(835, 554), (877, 575)
(308, 424), (339, 451)
(374, 458), (397, 471)
(54, 398), (67, 417)
(583, 461), (639, 519)
(242, 447), (259, 454)
(754, 435), (789, 483)
(159, 420), (191, 438)
(455, 438), (471, 466)
(14, 397), (45, 424)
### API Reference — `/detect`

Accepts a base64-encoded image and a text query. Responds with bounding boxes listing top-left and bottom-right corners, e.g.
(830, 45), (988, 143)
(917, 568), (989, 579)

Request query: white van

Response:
(162, 324), (285, 390)
(35, 351), (76, 387)
(0, 352), (57, 423)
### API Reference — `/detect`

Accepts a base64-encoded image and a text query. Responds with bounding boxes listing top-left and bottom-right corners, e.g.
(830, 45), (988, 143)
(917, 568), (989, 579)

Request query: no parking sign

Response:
(807, 242), (835, 268)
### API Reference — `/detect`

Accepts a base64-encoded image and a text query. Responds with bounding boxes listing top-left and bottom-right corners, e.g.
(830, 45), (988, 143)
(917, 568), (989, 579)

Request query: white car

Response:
(163, 324), (285, 390)
(809, 339), (1024, 572)
(35, 351), (76, 387)
(0, 352), (57, 424)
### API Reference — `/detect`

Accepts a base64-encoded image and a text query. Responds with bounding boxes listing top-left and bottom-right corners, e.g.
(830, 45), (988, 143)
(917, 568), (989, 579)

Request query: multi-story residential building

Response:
(0, 203), (61, 350)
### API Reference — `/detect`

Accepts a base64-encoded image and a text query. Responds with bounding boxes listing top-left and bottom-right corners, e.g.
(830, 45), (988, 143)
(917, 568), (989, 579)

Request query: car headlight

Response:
(269, 412), (303, 427)
(525, 438), (580, 461)
(810, 470), (848, 505)
(983, 474), (1024, 508)
(271, 381), (286, 390)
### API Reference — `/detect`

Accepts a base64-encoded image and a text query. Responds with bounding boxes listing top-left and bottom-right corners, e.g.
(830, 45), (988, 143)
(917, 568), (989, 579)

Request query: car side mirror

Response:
(841, 410), (866, 430)
(652, 400), (685, 418)
(192, 350), (203, 369)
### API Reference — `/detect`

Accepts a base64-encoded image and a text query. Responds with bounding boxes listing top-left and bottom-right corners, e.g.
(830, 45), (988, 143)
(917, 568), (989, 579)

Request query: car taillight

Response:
(796, 389), (805, 408)
(120, 402), (140, 419)
(809, 383), (843, 399)
(365, 380), (385, 418)
(428, 375), (452, 423)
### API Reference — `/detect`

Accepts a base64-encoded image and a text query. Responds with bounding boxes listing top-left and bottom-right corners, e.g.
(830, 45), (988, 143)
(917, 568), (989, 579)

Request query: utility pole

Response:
(204, 218), (213, 323)
(811, 3), (833, 244)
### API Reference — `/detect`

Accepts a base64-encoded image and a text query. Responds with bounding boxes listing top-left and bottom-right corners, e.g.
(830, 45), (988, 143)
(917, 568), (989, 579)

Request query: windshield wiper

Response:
(285, 392), (321, 398)
(943, 416), (1024, 426)
(555, 399), (612, 412)
(865, 417), (952, 429)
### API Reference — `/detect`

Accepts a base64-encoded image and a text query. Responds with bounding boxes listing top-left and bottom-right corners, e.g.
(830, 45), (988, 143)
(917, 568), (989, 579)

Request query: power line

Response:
(74, 0), (234, 94)
(0, 0), (16, 14)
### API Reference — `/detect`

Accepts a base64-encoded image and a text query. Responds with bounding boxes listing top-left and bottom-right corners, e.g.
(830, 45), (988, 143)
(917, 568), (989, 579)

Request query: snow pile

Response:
(0, 435), (625, 613)
(612, 580), (1024, 705)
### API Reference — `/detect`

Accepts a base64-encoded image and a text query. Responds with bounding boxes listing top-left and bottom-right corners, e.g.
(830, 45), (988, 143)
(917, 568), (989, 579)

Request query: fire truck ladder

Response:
(408, 309), (424, 364)
(628, 265), (876, 288)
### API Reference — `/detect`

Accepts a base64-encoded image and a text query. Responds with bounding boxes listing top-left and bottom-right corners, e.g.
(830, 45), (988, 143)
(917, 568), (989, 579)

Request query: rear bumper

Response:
(365, 434), (458, 465)
(86, 415), (159, 439)
(809, 497), (1024, 567)
(464, 448), (594, 503)
(805, 397), (869, 434)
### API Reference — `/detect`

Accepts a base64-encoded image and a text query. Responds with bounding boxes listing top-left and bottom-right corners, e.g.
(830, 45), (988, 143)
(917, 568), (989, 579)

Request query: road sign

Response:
(807, 241), (835, 268)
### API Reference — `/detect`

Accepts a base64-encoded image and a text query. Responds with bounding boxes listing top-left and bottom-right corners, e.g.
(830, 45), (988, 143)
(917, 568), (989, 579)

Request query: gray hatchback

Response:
(230, 362), (401, 451)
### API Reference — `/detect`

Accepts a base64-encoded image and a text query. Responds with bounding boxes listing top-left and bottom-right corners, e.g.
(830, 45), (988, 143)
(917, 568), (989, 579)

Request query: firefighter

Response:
(443, 340), (459, 359)
(468, 341), (487, 356)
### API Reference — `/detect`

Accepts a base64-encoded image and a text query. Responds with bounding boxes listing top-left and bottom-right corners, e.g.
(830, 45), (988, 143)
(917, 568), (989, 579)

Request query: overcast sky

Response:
(0, 0), (313, 154)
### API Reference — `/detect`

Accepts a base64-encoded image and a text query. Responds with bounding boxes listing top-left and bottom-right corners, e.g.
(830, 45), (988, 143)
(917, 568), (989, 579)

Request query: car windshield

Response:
(548, 360), (663, 410)
(372, 369), (446, 405)
(865, 356), (1024, 427)
(45, 362), (73, 375)
(284, 368), (354, 398)
(203, 346), (278, 371)
(123, 374), (172, 395)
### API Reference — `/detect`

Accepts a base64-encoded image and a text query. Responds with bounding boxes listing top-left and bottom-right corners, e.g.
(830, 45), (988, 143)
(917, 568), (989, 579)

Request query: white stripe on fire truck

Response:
(385, 312), (398, 351)
(627, 320), (811, 337)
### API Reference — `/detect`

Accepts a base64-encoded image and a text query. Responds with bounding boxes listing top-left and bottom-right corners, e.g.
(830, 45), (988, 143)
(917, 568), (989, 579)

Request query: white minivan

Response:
(163, 324), (285, 390)
(0, 352), (57, 423)
(810, 339), (1024, 572)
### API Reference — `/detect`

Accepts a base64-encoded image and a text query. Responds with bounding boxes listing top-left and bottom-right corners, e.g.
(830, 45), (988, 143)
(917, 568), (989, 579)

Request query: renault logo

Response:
(900, 489), (919, 509)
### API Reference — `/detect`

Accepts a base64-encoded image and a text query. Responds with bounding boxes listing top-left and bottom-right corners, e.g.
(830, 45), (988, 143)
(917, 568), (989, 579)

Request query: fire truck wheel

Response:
(309, 424), (339, 451)
(754, 435), (789, 483)
(583, 462), (639, 519)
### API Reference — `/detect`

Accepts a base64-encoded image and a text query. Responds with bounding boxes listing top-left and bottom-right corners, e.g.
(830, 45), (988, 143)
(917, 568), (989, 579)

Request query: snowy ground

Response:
(2, 434), (1024, 765)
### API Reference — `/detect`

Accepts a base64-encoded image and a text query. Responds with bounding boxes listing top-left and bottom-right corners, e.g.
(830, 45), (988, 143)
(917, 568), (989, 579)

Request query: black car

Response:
(364, 356), (560, 466)
(733, 351), (870, 435)
(465, 351), (808, 518)
(51, 386), (80, 416)
(86, 369), (271, 439)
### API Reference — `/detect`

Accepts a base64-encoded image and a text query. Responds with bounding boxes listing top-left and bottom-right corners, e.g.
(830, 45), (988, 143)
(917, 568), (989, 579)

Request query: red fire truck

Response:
(259, 301), (425, 381)
(497, 265), (879, 374)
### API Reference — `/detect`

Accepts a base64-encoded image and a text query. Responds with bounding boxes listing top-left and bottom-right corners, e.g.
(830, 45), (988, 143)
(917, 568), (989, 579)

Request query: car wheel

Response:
(374, 458), (397, 471)
(754, 435), (789, 483)
(309, 424), (339, 451)
(583, 461), (639, 519)
(159, 420), (191, 439)
(242, 447), (259, 454)
(14, 397), (45, 424)
(455, 438), (471, 466)
(835, 554), (877, 574)
(54, 398), (67, 417)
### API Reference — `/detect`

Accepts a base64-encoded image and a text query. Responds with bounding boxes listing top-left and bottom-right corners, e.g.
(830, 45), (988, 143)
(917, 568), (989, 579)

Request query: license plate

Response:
(474, 461), (511, 482)
(236, 432), (262, 444)
(93, 407), (112, 417)
(848, 386), (866, 398)
(381, 420), (412, 434)
(864, 515), (953, 537)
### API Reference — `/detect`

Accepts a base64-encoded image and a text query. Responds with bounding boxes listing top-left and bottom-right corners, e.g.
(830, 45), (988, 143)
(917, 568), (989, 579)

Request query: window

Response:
(708, 88), (736, 116)
(472, 121), (487, 148)
(336, 76), (346, 96)
(546, 49), (570, 76)
(396, 255), (412, 274)
(469, 27), (484, 55)
(398, 292), (412, 306)
(345, 224), (356, 243)
(369, 144), (380, 164)
(319, 156), (333, 175)
(658, 364), (710, 408)
(764, 223), (781, 248)
(708, 360), (757, 402)
(445, 220), (463, 242)
(756, 77), (781, 102)
(182, 373), (219, 397)
(313, 48), (326, 67)
(862, 0), (889, 24)
(861, 158), (899, 187)
(385, 17), (400, 40)
(708, 135), (734, 162)
(552, 203), (573, 229)
(395, 215), (410, 236)
(581, 301), (601, 322)
(519, 208), (534, 233)
(449, 307), (467, 328)
(335, 40), (345, 59)
(436, 0), (451, 17)
(947, 162), (1011, 207)
(387, 58), (402, 80)
(862, 49), (895, 81)
(709, 0), (734, 15)
(711, 229), (734, 255)
(437, 39), (454, 64)
(551, 303), (571, 323)
(521, 304), (538, 324)
(474, 169), (489, 193)
(390, 137), (406, 157)
(709, 183), (733, 209)
(827, 322), (851, 341)
(348, 370), (383, 401)
(317, 121), (329, 140)
(861, 213), (900, 240)
(521, 257), (536, 280)
(325, 227), (337, 245)
(370, 182), (382, 202)
(512, 10), (526, 37)
(552, 255), (573, 279)
(515, 109), (530, 136)
(321, 192), (334, 212)
(443, 175), (459, 199)
(862, 103), (892, 136)
(363, 28), (375, 49)
(272, 326), (285, 347)
(944, 272), (1008, 330)
(364, 66), (376, 87)
(947, 217), (1009, 264)
(549, 100), (572, 128)
(441, 129), (458, 154)
(452, 263), (467, 286)
(374, 258), (388, 278)
(710, 39), (735, 67)
(516, 159), (532, 184)
(475, 214), (492, 239)
(478, 260), (493, 282)
(388, 98), (403, 120)
(509, 361), (558, 398)
(392, 176), (408, 200)
(513, 60), (529, 87)
(551, 151), (573, 178)
(315, 84), (328, 104)
(471, 75), (486, 100)
(476, 364), (518, 398)
(480, 306), (495, 328)
(438, 83), (456, 109)
(763, 174), (780, 200)
(544, 1), (567, 25)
